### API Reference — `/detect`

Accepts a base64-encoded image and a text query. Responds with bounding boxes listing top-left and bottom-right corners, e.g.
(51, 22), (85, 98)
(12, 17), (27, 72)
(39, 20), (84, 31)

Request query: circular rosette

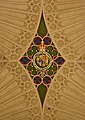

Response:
(34, 76), (42, 84)
(43, 76), (51, 84)
(33, 37), (42, 45)
(43, 37), (51, 45)
(33, 51), (52, 71)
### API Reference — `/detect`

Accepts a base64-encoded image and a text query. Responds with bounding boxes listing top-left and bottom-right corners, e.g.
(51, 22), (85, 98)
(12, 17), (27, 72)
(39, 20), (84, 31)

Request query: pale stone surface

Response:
(0, 0), (85, 120)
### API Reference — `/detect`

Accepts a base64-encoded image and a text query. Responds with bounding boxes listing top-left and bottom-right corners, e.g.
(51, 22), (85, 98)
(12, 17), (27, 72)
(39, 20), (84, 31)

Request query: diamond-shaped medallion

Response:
(20, 14), (65, 106)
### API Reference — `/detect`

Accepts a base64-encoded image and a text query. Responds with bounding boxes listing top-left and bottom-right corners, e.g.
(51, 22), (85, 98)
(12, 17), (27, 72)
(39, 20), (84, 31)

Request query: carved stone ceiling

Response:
(0, 0), (85, 120)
